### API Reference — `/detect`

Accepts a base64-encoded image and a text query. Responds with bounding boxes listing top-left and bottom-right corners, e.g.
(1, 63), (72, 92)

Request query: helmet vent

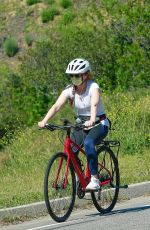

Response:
(74, 65), (80, 70)
(71, 65), (74, 70)
(80, 64), (86, 69)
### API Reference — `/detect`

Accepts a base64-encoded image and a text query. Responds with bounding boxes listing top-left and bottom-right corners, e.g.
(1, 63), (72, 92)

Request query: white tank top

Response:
(62, 80), (109, 126)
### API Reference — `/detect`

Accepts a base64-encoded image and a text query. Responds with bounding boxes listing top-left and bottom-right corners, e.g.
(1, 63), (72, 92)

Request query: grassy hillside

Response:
(0, 0), (149, 209)
(1, 0), (149, 136)
(1, 0), (149, 65)
(0, 89), (149, 208)
(0, 0), (100, 65)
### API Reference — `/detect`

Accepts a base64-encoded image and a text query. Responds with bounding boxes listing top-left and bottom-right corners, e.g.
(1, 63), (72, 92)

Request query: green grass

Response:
(26, 0), (41, 6)
(44, 0), (55, 5)
(0, 90), (149, 208)
(41, 8), (59, 22)
(119, 150), (150, 185)
(104, 89), (150, 155)
(0, 127), (57, 208)
(4, 37), (19, 57)
(59, 0), (72, 9)
(24, 33), (33, 46)
(61, 11), (76, 25)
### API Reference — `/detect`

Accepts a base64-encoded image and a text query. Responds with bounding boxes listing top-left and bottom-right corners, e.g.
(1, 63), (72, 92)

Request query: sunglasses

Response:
(69, 74), (82, 78)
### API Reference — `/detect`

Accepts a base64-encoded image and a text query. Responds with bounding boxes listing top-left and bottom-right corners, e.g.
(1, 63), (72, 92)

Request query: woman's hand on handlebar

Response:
(84, 120), (95, 127)
(38, 120), (47, 128)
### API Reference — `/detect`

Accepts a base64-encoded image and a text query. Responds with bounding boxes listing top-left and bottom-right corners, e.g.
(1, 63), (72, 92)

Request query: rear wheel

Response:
(44, 152), (76, 222)
(91, 146), (120, 213)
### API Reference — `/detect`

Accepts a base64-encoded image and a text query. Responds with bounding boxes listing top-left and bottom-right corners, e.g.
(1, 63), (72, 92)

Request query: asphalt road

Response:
(1, 196), (150, 230)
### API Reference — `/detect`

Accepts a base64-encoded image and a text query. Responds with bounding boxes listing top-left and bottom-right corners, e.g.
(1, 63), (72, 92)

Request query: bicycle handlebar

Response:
(44, 123), (85, 131)
(40, 118), (86, 131)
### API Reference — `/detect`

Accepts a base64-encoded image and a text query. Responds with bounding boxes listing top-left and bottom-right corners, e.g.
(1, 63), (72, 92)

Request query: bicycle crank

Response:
(77, 181), (85, 199)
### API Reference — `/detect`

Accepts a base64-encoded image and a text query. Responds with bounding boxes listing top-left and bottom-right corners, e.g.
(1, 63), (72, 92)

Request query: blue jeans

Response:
(71, 123), (109, 175)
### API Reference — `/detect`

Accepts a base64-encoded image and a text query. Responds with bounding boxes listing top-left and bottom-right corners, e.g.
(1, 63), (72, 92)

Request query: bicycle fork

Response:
(53, 154), (71, 189)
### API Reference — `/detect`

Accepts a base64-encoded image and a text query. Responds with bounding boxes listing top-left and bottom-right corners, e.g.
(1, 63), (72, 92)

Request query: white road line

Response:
(25, 218), (84, 230)
(25, 208), (96, 230)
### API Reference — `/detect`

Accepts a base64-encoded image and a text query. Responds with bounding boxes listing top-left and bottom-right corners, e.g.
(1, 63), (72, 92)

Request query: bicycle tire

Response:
(91, 146), (120, 213)
(44, 152), (76, 222)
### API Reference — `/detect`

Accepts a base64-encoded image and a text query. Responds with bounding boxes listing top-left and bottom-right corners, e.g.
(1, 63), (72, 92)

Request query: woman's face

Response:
(70, 73), (88, 86)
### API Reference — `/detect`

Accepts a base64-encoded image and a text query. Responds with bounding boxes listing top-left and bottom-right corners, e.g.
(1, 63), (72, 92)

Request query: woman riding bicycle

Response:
(38, 58), (109, 190)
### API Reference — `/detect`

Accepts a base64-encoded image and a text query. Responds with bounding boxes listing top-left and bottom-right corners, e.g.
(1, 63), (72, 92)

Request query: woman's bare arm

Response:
(84, 88), (100, 127)
(38, 92), (68, 127)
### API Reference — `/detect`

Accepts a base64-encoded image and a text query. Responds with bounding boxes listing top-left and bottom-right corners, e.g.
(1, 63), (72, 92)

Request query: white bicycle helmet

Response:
(65, 58), (91, 75)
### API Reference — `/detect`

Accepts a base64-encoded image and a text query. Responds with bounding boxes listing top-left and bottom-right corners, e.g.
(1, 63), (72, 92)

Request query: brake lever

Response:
(45, 124), (55, 131)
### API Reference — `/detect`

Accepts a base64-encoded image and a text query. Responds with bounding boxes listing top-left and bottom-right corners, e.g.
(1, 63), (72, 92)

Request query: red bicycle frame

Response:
(54, 133), (112, 191)
(64, 136), (91, 189)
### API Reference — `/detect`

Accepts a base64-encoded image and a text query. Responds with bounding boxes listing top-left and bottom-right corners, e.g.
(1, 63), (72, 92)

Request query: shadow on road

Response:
(87, 205), (150, 217)
(45, 205), (150, 230)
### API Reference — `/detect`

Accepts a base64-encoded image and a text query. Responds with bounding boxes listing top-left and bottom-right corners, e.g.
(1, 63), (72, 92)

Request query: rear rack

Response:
(97, 140), (120, 159)
(100, 140), (120, 147)
(96, 140), (128, 189)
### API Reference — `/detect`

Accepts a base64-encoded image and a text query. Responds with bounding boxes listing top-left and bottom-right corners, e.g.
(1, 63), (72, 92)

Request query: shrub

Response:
(4, 38), (19, 57)
(41, 8), (59, 22)
(104, 91), (150, 155)
(44, 0), (55, 5)
(61, 11), (76, 25)
(60, 0), (72, 9)
(26, 0), (40, 5)
(1, 0), (149, 143)
(25, 34), (33, 47)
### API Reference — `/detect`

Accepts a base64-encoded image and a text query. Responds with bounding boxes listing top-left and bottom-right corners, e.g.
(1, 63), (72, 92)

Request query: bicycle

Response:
(43, 118), (128, 222)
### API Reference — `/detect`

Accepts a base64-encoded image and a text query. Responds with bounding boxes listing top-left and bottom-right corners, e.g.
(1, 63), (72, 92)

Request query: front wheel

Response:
(91, 146), (120, 213)
(44, 152), (76, 222)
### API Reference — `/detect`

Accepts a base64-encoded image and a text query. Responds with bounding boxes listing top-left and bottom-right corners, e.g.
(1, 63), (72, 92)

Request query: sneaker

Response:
(85, 176), (100, 191)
